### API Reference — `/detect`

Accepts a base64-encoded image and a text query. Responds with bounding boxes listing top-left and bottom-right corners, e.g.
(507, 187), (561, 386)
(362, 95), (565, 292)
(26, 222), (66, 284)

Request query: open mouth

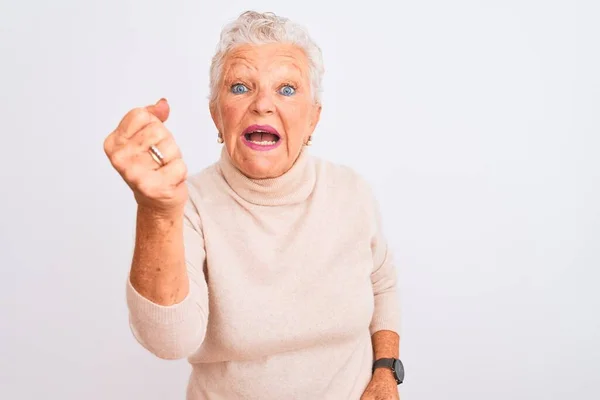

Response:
(242, 125), (281, 146)
(244, 131), (280, 145)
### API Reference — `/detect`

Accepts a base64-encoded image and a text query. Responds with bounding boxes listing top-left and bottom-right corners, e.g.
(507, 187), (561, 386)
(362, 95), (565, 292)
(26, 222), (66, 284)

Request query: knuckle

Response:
(148, 121), (164, 139)
(110, 149), (128, 169)
(122, 165), (141, 185)
(120, 107), (151, 133)
(161, 137), (177, 155)
(180, 161), (188, 177)
(173, 159), (187, 177)
(131, 107), (150, 123)
(176, 158), (186, 171)
(103, 134), (113, 155)
(137, 121), (163, 144)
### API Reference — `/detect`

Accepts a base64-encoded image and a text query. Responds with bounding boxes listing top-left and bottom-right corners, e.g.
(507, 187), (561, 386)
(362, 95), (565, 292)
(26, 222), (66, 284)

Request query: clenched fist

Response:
(104, 98), (188, 214)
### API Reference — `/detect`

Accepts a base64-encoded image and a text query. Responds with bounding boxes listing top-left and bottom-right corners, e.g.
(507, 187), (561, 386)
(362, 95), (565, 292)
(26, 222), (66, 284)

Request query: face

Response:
(210, 43), (322, 179)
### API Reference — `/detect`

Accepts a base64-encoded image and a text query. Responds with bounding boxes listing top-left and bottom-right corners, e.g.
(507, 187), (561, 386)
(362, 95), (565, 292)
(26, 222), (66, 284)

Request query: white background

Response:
(2, 0), (599, 399)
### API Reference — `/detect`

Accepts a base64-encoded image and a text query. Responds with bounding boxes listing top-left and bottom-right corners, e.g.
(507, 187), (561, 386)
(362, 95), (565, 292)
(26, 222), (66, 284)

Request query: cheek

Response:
(282, 103), (311, 137)
(221, 102), (246, 130)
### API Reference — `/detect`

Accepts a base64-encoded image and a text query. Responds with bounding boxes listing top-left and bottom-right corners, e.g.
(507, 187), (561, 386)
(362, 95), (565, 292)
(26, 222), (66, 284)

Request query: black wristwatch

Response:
(372, 358), (404, 385)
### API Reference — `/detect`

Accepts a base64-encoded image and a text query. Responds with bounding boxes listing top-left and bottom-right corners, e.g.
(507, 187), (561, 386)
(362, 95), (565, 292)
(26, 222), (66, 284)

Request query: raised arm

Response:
(104, 99), (209, 359)
(130, 205), (188, 306)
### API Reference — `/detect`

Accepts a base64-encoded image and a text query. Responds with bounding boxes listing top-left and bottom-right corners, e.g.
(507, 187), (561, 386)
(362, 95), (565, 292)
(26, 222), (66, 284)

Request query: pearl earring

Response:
(305, 136), (313, 146)
(217, 133), (224, 144)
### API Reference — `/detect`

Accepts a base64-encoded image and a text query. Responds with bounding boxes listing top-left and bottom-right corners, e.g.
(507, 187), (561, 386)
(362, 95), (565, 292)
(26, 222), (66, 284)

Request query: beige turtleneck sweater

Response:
(125, 146), (401, 399)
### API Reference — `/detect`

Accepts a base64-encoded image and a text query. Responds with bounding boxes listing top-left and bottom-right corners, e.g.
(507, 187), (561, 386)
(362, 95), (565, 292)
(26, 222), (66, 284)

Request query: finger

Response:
(119, 155), (150, 188)
(146, 98), (170, 122)
(152, 137), (182, 166)
(108, 139), (158, 174)
(130, 121), (169, 151)
(117, 147), (162, 173)
(116, 107), (156, 139)
(159, 158), (187, 186)
(116, 98), (168, 139)
(136, 138), (181, 172)
(103, 131), (117, 156)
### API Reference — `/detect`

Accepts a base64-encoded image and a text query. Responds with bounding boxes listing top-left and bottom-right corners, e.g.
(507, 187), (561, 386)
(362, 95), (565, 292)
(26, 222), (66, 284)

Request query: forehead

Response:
(222, 43), (309, 77)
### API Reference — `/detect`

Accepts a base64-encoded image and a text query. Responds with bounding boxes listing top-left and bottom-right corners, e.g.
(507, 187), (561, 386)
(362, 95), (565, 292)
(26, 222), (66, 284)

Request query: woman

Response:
(104, 10), (403, 399)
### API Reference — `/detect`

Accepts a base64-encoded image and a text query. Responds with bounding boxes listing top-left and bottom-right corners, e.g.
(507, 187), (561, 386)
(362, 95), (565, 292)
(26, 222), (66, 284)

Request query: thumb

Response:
(146, 98), (170, 122)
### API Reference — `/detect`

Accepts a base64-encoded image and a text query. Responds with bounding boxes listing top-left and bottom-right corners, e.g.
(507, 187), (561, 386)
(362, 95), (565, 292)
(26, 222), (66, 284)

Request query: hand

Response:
(360, 369), (400, 400)
(104, 98), (188, 215)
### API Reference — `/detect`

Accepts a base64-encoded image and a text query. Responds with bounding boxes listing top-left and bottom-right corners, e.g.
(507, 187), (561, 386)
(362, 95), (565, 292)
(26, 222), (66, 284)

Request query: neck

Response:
(218, 147), (316, 206)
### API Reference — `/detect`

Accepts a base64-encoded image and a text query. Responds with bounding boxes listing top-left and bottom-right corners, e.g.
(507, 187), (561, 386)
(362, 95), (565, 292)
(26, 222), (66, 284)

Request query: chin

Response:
(235, 155), (282, 179)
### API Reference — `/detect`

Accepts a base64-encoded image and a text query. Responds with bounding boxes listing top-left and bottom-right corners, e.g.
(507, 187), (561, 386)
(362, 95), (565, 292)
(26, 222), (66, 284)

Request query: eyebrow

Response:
(227, 59), (258, 72)
(273, 53), (306, 76)
(284, 62), (304, 77)
(222, 57), (307, 87)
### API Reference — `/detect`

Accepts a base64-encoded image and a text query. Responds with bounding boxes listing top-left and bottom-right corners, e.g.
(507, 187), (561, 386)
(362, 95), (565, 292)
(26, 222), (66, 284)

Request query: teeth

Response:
(249, 140), (276, 145)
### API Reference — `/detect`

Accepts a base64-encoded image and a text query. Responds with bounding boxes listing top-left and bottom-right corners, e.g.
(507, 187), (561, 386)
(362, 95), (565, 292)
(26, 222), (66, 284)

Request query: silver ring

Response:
(149, 144), (165, 166)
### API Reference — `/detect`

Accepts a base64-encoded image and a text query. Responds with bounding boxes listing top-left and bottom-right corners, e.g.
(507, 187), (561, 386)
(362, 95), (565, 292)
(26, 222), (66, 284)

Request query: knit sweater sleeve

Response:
(125, 194), (209, 360)
(363, 180), (402, 336)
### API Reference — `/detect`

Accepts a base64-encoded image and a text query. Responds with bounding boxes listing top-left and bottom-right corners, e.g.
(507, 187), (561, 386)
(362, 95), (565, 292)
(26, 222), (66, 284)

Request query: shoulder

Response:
(180, 161), (224, 225)
(312, 155), (374, 196)
(312, 155), (381, 236)
(185, 161), (223, 202)
(311, 155), (379, 218)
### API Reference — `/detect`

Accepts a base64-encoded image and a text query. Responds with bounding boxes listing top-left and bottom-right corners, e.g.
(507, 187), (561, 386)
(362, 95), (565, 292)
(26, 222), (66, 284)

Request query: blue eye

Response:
(279, 85), (296, 96)
(231, 83), (248, 94)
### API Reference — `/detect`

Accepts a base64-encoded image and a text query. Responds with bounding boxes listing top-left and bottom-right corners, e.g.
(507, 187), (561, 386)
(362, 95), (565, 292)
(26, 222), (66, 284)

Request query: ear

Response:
(210, 100), (224, 135)
(310, 103), (322, 129)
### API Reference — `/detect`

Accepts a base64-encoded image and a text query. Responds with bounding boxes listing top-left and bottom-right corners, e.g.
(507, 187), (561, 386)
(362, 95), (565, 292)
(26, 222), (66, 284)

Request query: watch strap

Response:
(372, 358), (395, 372)
(372, 357), (404, 385)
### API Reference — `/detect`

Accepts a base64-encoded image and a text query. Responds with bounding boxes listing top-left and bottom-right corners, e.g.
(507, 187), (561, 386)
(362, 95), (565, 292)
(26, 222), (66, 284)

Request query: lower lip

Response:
(242, 135), (282, 151)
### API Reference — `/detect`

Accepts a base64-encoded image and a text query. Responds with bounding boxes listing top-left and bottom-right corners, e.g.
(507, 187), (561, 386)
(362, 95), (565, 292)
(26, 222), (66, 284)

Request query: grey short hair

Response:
(209, 10), (324, 104)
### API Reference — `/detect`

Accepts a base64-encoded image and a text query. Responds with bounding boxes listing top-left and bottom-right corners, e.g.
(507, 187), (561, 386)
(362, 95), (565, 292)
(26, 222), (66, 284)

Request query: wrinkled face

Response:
(210, 43), (321, 179)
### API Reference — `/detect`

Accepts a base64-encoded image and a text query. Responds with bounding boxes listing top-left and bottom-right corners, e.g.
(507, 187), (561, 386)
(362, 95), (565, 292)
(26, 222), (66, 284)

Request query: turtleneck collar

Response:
(217, 146), (316, 206)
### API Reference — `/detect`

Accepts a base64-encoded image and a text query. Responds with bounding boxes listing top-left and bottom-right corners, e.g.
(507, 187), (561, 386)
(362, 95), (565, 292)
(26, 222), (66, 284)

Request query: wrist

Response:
(372, 357), (404, 385)
(372, 367), (396, 382)
(137, 204), (184, 221)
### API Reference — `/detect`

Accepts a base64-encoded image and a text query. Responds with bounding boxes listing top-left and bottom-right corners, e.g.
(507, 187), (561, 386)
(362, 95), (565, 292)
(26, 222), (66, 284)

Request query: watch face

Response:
(393, 359), (404, 383)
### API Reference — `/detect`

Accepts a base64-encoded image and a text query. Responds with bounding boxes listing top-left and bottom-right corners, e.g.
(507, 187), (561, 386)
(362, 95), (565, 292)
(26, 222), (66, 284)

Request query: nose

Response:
(251, 88), (275, 116)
